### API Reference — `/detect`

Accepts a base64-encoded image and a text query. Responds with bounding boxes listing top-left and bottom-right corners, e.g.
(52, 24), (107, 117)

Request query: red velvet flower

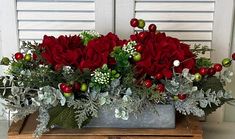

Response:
(39, 35), (84, 68)
(131, 32), (196, 77)
(79, 33), (124, 70)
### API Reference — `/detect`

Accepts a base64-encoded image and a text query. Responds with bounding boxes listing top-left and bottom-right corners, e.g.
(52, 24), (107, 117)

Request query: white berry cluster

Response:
(122, 41), (137, 57)
(93, 70), (111, 85)
(79, 30), (100, 39)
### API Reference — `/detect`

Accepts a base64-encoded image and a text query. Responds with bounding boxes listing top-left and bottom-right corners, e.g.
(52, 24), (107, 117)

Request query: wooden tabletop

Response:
(8, 113), (203, 139)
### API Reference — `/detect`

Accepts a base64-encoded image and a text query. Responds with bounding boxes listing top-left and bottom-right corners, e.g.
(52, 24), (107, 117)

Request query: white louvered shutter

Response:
(115, 0), (234, 122)
(116, 0), (216, 57)
(1, 0), (114, 53)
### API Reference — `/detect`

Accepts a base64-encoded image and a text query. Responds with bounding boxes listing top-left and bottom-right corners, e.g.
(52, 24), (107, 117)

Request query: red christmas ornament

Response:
(232, 53), (235, 60)
(138, 32), (146, 41)
(154, 73), (163, 80)
(135, 44), (143, 52)
(199, 67), (208, 76)
(208, 67), (216, 76)
(178, 94), (187, 101)
(144, 79), (152, 88)
(60, 83), (67, 91)
(63, 85), (72, 93)
(33, 53), (38, 61)
(14, 52), (24, 61)
(214, 63), (223, 72)
(73, 82), (81, 92)
(148, 24), (157, 32)
(130, 18), (139, 28)
(54, 64), (63, 72)
(156, 84), (165, 93)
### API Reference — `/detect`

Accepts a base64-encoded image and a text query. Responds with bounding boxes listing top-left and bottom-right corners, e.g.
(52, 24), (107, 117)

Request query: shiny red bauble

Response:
(157, 84), (165, 93)
(54, 64), (63, 72)
(138, 32), (146, 41)
(232, 53), (235, 60)
(60, 83), (67, 91)
(148, 24), (157, 32)
(154, 73), (163, 80)
(199, 67), (208, 76)
(135, 44), (143, 52)
(130, 18), (139, 27)
(14, 52), (24, 60)
(144, 79), (152, 88)
(207, 67), (216, 76)
(73, 82), (81, 91)
(213, 64), (223, 72)
(178, 94), (187, 101)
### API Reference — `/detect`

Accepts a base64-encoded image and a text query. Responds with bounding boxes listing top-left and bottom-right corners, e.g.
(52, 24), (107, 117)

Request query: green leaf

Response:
(200, 76), (224, 92)
(48, 105), (78, 129)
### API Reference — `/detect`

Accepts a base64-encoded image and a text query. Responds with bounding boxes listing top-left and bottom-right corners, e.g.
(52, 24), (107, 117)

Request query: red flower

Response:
(131, 32), (196, 76)
(39, 35), (84, 68)
(79, 33), (124, 70)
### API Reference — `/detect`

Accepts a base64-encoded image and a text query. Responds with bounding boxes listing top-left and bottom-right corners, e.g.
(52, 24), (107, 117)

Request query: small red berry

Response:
(130, 18), (139, 28)
(33, 53), (38, 60)
(73, 82), (81, 91)
(63, 85), (72, 93)
(144, 79), (152, 88)
(214, 63), (223, 72)
(60, 83), (67, 91)
(54, 64), (63, 72)
(156, 84), (165, 93)
(199, 67), (208, 76)
(178, 94), (187, 101)
(135, 44), (143, 52)
(232, 53), (235, 60)
(138, 32), (146, 41)
(207, 68), (216, 76)
(148, 24), (157, 32)
(154, 73), (163, 80)
(14, 52), (24, 60)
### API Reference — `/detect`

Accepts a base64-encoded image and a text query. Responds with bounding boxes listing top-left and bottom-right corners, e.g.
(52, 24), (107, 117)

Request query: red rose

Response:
(79, 33), (124, 70)
(131, 32), (196, 77)
(39, 35), (84, 68)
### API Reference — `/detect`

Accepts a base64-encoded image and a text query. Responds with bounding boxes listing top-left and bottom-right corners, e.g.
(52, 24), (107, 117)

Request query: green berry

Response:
(80, 83), (88, 92)
(138, 19), (145, 29)
(24, 54), (31, 61)
(133, 52), (141, 62)
(194, 73), (202, 82)
(222, 58), (232, 67)
(63, 92), (72, 97)
(1, 57), (10, 65)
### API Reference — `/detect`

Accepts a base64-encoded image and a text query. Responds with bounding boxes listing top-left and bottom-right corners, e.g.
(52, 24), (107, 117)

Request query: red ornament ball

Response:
(199, 67), (208, 76)
(214, 63), (223, 72)
(148, 24), (157, 32)
(135, 44), (143, 52)
(138, 32), (146, 41)
(73, 82), (81, 92)
(14, 52), (24, 61)
(232, 53), (235, 60)
(207, 67), (216, 76)
(178, 94), (187, 101)
(156, 84), (165, 93)
(144, 79), (152, 88)
(154, 73), (163, 80)
(54, 64), (63, 72)
(130, 18), (139, 28)
(63, 85), (72, 93)
(60, 83), (67, 91)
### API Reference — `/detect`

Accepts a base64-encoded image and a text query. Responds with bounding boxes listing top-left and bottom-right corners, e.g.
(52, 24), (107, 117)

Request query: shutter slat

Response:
(135, 12), (213, 21)
(136, 22), (212, 31)
(17, 2), (94, 11)
(19, 31), (83, 40)
(18, 11), (95, 21)
(166, 32), (212, 40)
(136, 2), (214, 11)
(18, 21), (95, 30)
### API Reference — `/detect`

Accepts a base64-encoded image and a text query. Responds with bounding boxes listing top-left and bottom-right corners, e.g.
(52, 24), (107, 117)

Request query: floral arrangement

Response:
(1, 18), (235, 138)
